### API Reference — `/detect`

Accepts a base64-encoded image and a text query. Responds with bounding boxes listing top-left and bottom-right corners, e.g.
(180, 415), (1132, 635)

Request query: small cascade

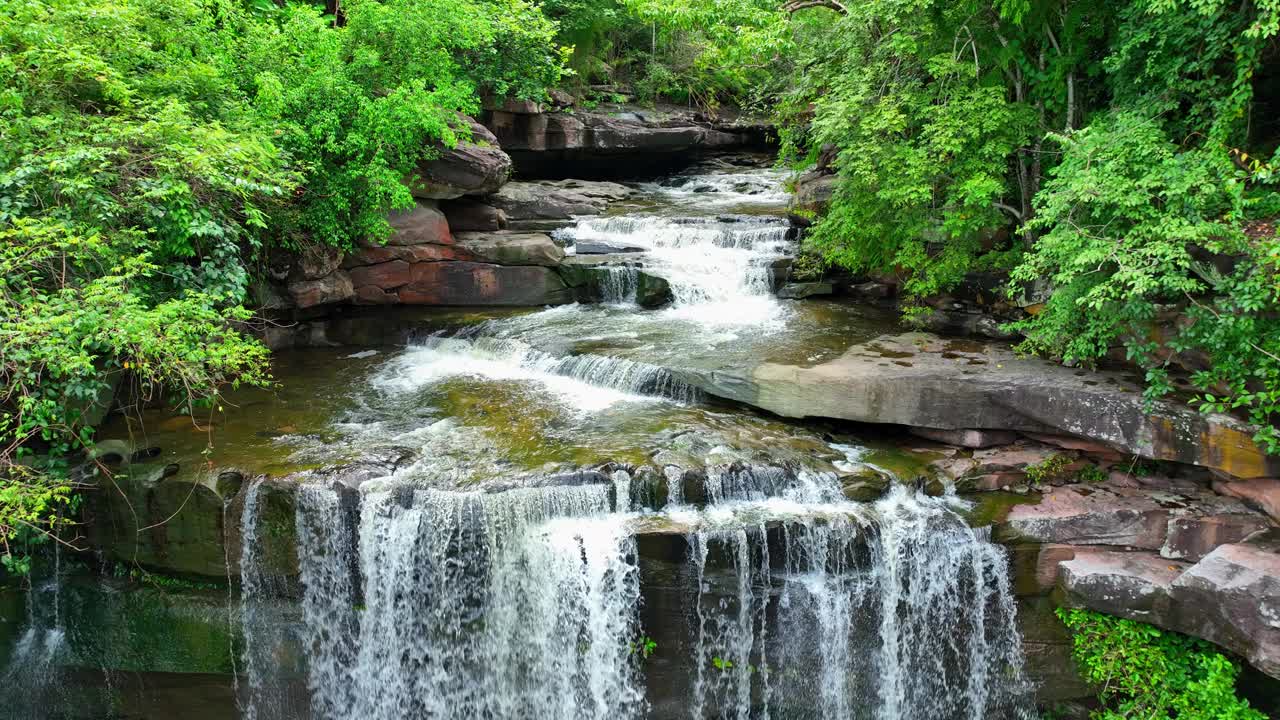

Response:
(600, 265), (640, 305)
(278, 482), (645, 720)
(374, 334), (700, 407)
(556, 214), (793, 326)
(0, 581), (69, 716)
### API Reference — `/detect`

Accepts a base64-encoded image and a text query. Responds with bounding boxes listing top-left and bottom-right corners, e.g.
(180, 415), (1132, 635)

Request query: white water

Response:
(371, 334), (699, 411)
(558, 215), (792, 327)
(231, 161), (1034, 720)
(680, 484), (1034, 720)
(283, 482), (645, 720)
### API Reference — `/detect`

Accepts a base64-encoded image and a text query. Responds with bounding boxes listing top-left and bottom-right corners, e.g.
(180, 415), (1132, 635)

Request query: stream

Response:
(1, 158), (1036, 719)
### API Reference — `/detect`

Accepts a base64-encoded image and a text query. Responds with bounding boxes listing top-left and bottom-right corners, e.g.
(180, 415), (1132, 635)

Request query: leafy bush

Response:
(1057, 607), (1264, 719)
(0, 0), (567, 570)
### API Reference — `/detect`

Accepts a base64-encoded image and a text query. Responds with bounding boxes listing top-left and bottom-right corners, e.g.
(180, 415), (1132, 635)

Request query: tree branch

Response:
(784, 0), (848, 14)
(993, 202), (1026, 222)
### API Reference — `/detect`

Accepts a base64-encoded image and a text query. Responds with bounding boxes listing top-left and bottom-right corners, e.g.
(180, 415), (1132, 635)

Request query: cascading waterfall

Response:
(281, 481), (646, 720)
(239, 480), (304, 720)
(228, 159), (1034, 720)
(600, 264), (641, 305)
(556, 216), (792, 323)
(375, 334), (701, 407)
(682, 484), (1034, 720)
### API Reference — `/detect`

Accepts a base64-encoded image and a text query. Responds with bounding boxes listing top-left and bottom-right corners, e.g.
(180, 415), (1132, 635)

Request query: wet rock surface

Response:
(679, 331), (1280, 479)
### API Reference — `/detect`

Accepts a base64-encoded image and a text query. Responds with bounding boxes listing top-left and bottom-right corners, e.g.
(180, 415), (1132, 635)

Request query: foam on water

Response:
(370, 335), (697, 412)
(284, 482), (645, 720)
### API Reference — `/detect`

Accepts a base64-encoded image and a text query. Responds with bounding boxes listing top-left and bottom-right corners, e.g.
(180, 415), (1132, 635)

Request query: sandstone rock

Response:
(1058, 550), (1186, 622)
(381, 202), (453, 247)
(82, 462), (251, 579)
(1167, 532), (1280, 678)
(452, 231), (565, 267)
(343, 243), (475, 267)
(408, 119), (512, 199)
(488, 181), (608, 220)
(787, 172), (836, 225)
(1213, 478), (1280, 522)
(1162, 512), (1271, 562)
(911, 428), (1019, 449)
(396, 262), (575, 306)
(777, 282), (833, 299)
(287, 271), (353, 309)
(483, 106), (755, 176)
(676, 331), (1280, 479)
(348, 260), (413, 291)
(999, 485), (1171, 549)
(440, 198), (508, 231)
(1056, 532), (1280, 680)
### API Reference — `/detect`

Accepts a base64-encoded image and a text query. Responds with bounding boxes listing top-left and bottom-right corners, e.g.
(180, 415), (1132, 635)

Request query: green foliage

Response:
(777, 0), (1280, 451)
(0, 0), (567, 570)
(1025, 453), (1073, 485)
(629, 635), (658, 659)
(1057, 607), (1264, 719)
(783, 0), (1037, 300)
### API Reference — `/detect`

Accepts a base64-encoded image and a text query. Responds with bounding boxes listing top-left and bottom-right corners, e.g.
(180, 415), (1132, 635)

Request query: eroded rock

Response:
(679, 331), (1280, 480)
(408, 119), (512, 199)
(453, 231), (565, 267)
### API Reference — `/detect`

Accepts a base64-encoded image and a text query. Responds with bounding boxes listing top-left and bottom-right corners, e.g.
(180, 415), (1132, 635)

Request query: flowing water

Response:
(4, 157), (1034, 719)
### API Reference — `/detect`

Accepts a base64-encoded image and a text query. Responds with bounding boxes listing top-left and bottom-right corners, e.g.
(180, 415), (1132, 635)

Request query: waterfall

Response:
(556, 215), (793, 326)
(684, 485), (1034, 720)
(373, 334), (700, 408)
(600, 265), (640, 305)
(0, 583), (69, 716)
(282, 482), (645, 720)
(239, 479), (304, 720)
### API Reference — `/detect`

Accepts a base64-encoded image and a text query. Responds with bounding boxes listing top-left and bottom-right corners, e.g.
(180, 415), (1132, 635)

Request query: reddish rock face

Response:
(395, 262), (574, 306)
(287, 271), (353, 309)
(348, 260), (413, 291)
(1056, 531), (1280, 680)
(1213, 478), (1280, 522)
(407, 119), (512, 200)
(380, 202), (454, 247)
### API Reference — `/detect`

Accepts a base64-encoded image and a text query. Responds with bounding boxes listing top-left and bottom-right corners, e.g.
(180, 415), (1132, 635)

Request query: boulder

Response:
(287, 271), (353, 309)
(380, 201), (453, 247)
(675, 331), (1280, 480)
(440, 198), (508, 232)
(787, 171), (837, 225)
(396, 261), (575, 306)
(1056, 531), (1280, 680)
(998, 486), (1172, 549)
(777, 282), (834, 299)
(1166, 532), (1280, 678)
(1058, 550), (1186, 622)
(452, 231), (565, 267)
(487, 181), (609, 220)
(408, 118), (512, 199)
(1213, 478), (1280, 522)
(294, 245), (343, 280)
